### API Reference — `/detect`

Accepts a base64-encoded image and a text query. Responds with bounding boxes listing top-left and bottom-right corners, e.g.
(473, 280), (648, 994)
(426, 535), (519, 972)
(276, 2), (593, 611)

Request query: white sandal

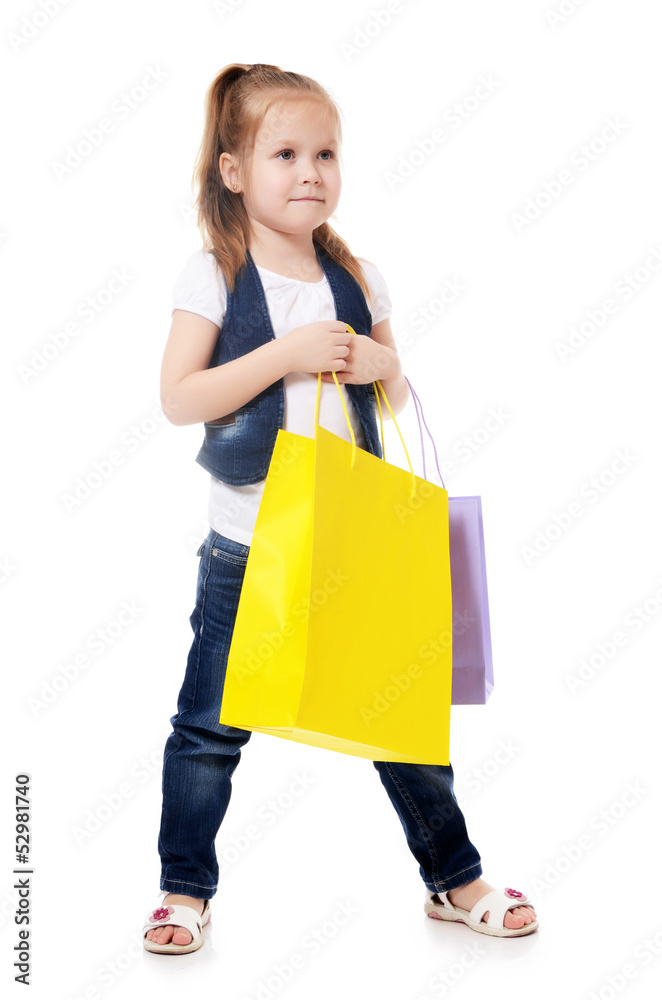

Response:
(424, 886), (538, 938)
(142, 891), (212, 954)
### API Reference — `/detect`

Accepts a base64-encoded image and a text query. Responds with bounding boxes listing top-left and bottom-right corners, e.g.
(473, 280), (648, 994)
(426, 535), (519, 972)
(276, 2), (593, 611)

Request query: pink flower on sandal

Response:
(504, 888), (524, 899)
(149, 906), (175, 922)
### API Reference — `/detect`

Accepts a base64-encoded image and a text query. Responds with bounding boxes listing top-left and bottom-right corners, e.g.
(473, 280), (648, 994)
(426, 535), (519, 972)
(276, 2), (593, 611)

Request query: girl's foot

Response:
(444, 877), (537, 930)
(144, 893), (206, 947)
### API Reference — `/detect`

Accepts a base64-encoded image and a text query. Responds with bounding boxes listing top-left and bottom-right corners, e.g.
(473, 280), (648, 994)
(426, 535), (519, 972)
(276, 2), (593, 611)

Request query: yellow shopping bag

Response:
(219, 329), (453, 764)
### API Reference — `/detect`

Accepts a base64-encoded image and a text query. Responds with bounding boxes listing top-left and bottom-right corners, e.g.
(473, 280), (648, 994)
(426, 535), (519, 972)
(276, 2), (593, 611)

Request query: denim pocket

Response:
(210, 532), (250, 568)
(204, 403), (258, 428)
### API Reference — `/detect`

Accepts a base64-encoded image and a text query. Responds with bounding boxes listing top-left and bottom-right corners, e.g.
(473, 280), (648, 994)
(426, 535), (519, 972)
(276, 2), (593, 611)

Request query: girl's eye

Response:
(276, 150), (336, 161)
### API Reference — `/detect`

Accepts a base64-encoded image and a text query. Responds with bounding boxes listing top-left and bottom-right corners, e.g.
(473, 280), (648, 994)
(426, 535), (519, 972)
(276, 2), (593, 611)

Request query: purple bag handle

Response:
(403, 375), (446, 490)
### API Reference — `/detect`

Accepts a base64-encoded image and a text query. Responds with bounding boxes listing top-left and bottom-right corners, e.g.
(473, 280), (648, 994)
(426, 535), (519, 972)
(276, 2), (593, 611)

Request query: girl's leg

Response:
(372, 759), (482, 893)
(373, 760), (537, 929)
(157, 529), (253, 902)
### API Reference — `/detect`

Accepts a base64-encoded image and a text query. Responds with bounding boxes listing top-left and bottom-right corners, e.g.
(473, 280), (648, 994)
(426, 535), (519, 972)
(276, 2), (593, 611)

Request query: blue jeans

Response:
(158, 529), (482, 900)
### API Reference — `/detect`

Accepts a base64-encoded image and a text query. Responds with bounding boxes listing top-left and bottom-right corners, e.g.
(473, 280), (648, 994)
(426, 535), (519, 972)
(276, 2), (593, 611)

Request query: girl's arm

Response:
(160, 310), (292, 426)
(369, 318), (410, 418)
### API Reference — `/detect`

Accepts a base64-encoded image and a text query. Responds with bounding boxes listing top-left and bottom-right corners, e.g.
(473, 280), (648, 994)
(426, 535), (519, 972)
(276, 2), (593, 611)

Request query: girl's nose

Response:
(298, 159), (322, 183)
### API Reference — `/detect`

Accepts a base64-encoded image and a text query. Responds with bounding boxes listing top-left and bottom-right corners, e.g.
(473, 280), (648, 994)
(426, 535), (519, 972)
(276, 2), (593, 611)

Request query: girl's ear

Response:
(219, 152), (240, 193)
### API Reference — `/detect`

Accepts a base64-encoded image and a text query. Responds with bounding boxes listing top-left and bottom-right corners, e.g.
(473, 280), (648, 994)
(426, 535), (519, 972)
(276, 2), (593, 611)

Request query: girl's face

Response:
(240, 97), (341, 239)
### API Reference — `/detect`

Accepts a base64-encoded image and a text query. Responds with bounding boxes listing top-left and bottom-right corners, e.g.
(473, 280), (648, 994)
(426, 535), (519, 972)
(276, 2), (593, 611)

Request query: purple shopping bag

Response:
(404, 377), (494, 705)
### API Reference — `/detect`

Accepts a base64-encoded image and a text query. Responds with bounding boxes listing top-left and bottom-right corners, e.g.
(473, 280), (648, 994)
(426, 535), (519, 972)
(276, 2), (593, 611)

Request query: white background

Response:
(2, 1), (661, 998)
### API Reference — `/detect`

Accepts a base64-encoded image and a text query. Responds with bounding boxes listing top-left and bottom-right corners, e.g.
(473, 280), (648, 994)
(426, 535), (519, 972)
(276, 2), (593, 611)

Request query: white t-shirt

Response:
(171, 250), (393, 546)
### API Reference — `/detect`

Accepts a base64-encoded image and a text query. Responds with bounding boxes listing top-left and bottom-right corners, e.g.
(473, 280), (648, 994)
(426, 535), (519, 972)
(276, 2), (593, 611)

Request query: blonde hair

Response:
(191, 61), (373, 304)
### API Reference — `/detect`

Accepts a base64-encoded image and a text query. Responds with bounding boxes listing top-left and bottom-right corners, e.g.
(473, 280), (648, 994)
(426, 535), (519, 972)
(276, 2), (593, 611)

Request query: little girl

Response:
(142, 62), (538, 954)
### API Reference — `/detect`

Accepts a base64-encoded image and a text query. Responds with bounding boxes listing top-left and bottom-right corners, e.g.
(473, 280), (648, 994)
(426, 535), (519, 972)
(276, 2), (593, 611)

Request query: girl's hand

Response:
(279, 321), (352, 375)
(319, 333), (400, 385)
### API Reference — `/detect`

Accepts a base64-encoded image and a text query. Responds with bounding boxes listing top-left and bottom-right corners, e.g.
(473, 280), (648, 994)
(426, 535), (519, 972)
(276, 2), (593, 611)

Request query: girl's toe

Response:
(172, 927), (193, 945)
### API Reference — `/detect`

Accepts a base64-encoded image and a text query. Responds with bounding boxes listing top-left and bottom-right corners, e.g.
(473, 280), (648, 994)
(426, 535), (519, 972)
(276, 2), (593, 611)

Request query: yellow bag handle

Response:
(314, 324), (417, 499)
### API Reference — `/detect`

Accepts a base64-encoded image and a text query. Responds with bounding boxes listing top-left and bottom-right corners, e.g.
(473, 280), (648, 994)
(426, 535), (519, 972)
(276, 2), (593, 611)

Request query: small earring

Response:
(233, 184), (238, 191)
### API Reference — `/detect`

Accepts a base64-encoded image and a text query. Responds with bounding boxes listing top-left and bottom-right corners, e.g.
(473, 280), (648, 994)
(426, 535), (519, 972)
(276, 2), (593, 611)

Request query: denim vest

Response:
(196, 244), (383, 485)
